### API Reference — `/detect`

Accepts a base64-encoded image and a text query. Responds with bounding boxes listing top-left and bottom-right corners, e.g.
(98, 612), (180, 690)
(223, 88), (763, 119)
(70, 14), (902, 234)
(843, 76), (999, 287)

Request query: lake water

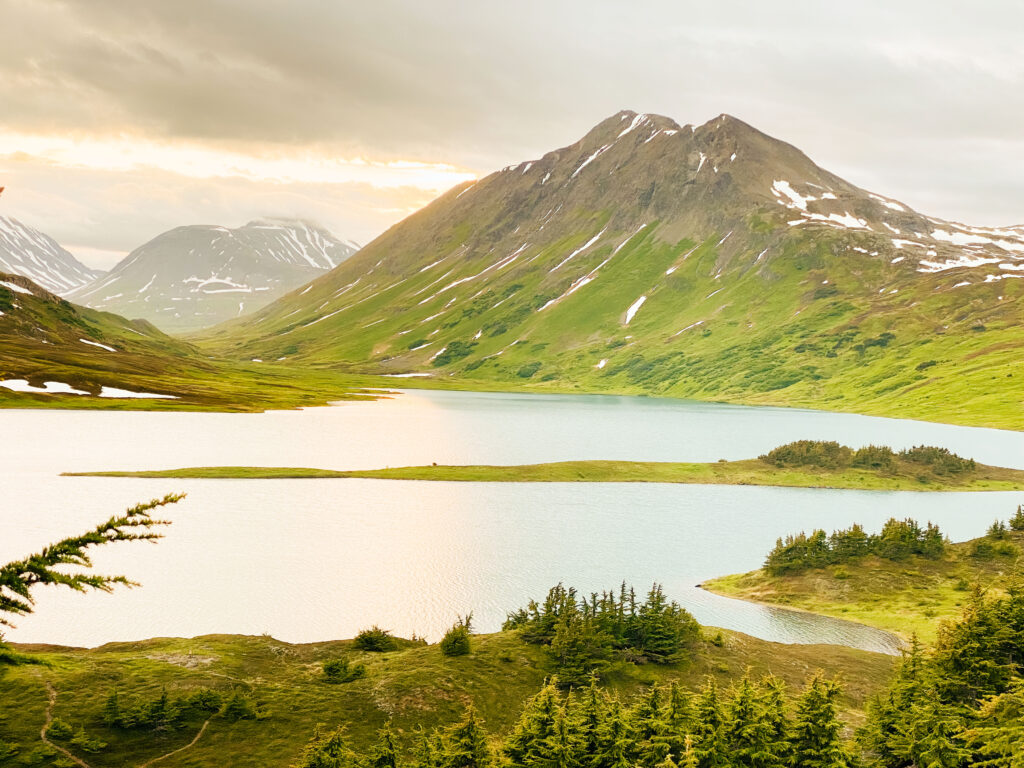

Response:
(2, 389), (1022, 654)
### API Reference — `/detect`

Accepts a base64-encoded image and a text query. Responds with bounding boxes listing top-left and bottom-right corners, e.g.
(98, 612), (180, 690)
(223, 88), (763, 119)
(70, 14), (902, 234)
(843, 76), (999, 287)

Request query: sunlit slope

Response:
(198, 111), (1024, 428)
(0, 272), (369, 410)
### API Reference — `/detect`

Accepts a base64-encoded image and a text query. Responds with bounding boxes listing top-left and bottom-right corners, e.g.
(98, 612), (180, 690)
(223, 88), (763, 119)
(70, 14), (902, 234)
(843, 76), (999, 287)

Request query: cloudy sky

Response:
(1, 0), (1022, 269)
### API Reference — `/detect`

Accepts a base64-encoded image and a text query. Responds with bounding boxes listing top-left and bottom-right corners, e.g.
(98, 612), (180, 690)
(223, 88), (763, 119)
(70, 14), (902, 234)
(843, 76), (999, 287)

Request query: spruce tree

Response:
(890, 700), (968, 768)
(102, 690), (123, 728)
(595, 699), (634, 768)
(504, 681), (561, 767)
(0, 494), (182, 629)
(370, 723), (400, 768)
(691, 679), (728, 768)
(549, 611), (610, 687)
(575, 682), (608, 768)
(678, 736), (698, 768)
(545, 705), (579, 768)
(726, 675), (782, 768)
(632, 686), (670, 767)
(294, 725), (358, 768)
(664, 683), (694, 763)
(760, 677), (791, 765)
(443, 706), (491, 768)
(1010, 505), (1024, 532)
(789, 674), (850, 768)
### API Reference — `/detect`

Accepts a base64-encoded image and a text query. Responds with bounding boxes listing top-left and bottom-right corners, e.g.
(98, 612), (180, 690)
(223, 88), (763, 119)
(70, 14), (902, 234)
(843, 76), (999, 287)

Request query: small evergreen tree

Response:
(789, 674), (850, 768)
(691, 679), (728, 768)
(726, 676), (783, 768)
(369, 723), (400, 768)
(1009, 505), (1024, 532)
(890, 699), (969, 768)
(503, 680), (561, 767)
(102, 690), (123, 728)
(575, 682), (608, 768)
(442, 706), (491, 768)
(221, 690), (258, 721)
(46, 718), (73, 741)
(595, 699), (633, 768)
(294, 725), (358, 768)
(440, 614), (473, 657)
(988, 519), (1008, 540)
(70, 726), (107, 754)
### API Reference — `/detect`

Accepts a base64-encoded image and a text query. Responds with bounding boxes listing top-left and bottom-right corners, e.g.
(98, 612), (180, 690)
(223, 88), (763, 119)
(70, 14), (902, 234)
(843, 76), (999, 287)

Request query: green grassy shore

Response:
(63, 457), (1024, 491)
(702, 530), (1024, 643)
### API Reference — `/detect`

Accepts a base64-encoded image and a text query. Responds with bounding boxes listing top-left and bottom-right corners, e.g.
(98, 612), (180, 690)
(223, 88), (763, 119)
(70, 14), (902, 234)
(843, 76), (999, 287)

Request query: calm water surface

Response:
(2, 389), (1022, 653)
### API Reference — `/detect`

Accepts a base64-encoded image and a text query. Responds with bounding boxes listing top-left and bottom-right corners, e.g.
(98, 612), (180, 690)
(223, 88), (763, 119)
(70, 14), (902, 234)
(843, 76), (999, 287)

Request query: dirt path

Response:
(36, 677), (93, 768)
(137, 718), (212, 767)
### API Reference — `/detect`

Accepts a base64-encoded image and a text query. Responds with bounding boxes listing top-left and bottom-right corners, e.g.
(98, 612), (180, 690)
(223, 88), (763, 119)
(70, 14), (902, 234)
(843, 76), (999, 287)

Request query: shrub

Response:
(971, 540), (995, 560)
(516, 362), (542, 378)
(322, 658), (366, 683)
(354, 626), (397, 652)
(852, 445), (897, 471)
(432, 340), (476, 367)
(760, 440), (853, 469)
(46, 718), (73, 741)
(71, 727), (107, 754)
(440, 614), (473, 657)
(900, 445), (976, 475)
(220, 691), (259, 721)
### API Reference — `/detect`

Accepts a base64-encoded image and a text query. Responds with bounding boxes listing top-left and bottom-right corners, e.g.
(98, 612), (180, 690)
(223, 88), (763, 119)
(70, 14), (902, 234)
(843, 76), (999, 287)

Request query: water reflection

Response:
(1, 390), (1021, 652)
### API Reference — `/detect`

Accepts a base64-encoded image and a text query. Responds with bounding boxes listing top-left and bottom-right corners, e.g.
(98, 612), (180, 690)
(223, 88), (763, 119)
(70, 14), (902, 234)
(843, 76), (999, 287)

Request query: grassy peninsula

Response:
(704, 518), (1024, 643)
(63, 440), (1024, 491)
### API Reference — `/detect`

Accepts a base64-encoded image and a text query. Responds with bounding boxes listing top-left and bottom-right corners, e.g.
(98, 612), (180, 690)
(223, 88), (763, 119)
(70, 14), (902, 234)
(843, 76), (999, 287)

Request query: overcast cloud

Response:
(1, 0), (1022, 268)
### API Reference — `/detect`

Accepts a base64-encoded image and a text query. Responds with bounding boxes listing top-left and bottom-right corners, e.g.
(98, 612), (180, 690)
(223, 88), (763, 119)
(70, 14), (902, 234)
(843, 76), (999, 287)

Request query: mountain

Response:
(0, 272), (364, 410)
(68, 219), (359, 332)
(198, 111), (1024, 428)
(0, 216), (103, 294)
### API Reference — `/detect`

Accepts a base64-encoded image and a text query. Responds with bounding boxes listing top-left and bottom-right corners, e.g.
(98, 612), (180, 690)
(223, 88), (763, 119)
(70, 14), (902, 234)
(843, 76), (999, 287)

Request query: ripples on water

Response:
(2, 389), (1021, 652)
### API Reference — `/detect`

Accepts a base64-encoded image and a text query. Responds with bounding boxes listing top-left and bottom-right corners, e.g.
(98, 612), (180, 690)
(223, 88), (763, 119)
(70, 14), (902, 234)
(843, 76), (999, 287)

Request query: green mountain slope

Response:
(0, 272), (368, 410)
(198, 111), (1024, 428)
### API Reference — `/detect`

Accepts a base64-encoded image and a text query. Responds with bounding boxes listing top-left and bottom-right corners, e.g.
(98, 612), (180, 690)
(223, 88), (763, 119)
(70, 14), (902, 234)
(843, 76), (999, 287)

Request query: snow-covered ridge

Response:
(770, 178), (1024, 279)
(68, 219), (357, 331)
(0, 216), (101, 295)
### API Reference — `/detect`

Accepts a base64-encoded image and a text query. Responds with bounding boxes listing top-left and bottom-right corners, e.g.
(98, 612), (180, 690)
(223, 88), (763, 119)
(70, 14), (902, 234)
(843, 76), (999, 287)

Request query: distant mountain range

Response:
(196, 110), (1024, 428)
(0, 216), (103, 294)
(67, 219), (359, 332)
